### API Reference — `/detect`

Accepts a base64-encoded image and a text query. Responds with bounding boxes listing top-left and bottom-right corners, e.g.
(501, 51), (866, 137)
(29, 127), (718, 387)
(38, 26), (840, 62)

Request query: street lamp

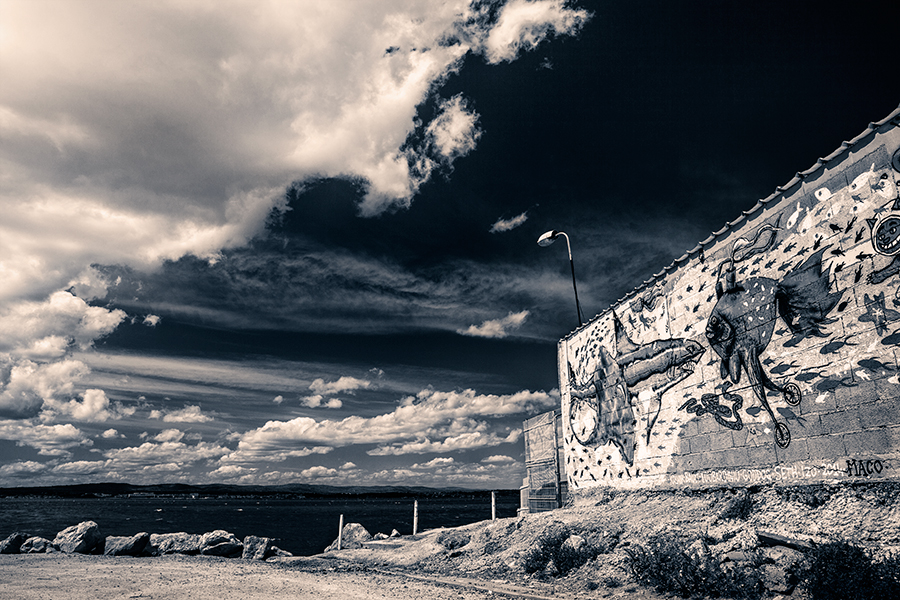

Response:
(537, 230), (584, 327)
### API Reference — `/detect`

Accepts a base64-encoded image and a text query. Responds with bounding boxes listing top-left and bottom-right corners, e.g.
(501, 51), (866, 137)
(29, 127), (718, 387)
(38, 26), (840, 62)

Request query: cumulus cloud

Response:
(309, 376), (371, 396)
(234, 386), (556, 457)
(368, 429), (521, 456)
(41, 388), (136, 423)
(300, 395), (343, 409)
(100, 428), (122, 439)
(102, 440), (229, 468)
(481, 454), (516, 464)
(0, 420), (92, 457)
(272, 395), (284, 404)
(489, 211), (528, 233)
(457, 310), (529, 338)
(149, 405), (214, 423)
(0, 460), (48, 478)
(300, 375), (371, 409)
(1, 0), (589, 304)
(221, 444), (333, 465)
(0, 291), (125, 358)
(142, 315), (161, 327)
(0, 358), (89, 418)
(153, 429), (185, 443)
(483, 0), (590, 64)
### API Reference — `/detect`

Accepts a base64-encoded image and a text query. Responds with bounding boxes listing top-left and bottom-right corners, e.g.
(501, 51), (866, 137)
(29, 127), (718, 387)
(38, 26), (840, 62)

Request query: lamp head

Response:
(537, 230), (559, 247)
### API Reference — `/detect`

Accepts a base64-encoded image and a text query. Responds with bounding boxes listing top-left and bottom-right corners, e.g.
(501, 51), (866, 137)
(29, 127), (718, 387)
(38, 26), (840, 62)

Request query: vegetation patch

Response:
(795, 541), (900, 600)
(716, 489), (753, 522)
(521, 524), (611, 577)
(625, 534), (763, 599)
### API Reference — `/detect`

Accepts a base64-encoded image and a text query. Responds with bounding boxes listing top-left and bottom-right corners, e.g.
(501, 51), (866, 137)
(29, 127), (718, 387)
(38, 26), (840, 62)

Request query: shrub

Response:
(795, 541), (900, 600)
(716, 490), (753, 522)
(521, 525), (602, 577)
(624, 534), (763, 599)
(437, 531), (470, 551)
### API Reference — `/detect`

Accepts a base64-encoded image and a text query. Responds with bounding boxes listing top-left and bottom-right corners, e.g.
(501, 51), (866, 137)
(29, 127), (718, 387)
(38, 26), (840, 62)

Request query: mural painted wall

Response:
(560, 109), (900, 492)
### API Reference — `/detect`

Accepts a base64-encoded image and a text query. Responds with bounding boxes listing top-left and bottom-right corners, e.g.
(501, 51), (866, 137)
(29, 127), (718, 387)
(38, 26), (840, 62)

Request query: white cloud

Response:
(309, 376), (371, 396)
(41, 388), (135, 423)
(301, 395), (343, 409)
(368, 429), (521, 456)
(0, 358), (89, 418)
(221, 444), (333, 464)
(102, 440), (229, 468)
(490, 211), (528, 233)
(1, 0), (589, 305)
(483, 0), (590, 64)
(272, 395), (284, 404)
(235, 386), (556, 457)
(457, 310), (529, 338)
(0, 460), (48, 478)
(142, 315), (161, 327)
(0, 291), (126, 358)
(51, 460), (109, 475)
(100, 428), (122, 439)
(412, 457), (455, 469)
(481, 454), (516, 464)
(154, 429), (185, 443)
(0, 420), (92, 457)
(149, 405), (214, 423)
(300, 465), (339, 479)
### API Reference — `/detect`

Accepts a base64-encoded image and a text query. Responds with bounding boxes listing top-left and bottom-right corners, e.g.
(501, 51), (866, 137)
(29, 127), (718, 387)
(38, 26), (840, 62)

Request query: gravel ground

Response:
(2, 483), (896, 600)
(0, 554), (504, 600)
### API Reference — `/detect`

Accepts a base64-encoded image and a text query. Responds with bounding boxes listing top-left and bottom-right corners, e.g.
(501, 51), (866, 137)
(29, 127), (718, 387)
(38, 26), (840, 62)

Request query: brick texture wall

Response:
(561, 112), (900, 494)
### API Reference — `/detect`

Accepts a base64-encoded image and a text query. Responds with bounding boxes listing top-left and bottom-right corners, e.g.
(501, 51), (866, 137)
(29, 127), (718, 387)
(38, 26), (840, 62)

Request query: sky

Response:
(1, 0), (898, 490)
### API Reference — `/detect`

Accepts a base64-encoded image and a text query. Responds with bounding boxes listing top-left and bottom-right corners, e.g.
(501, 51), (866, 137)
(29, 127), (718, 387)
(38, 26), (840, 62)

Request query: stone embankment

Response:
(0, 520), (293, 560)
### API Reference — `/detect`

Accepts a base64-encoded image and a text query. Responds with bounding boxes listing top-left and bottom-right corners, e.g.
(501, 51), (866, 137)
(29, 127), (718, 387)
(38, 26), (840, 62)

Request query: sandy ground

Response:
(4, 484), (896, 600)
(0, 552), (661, 600)
(0, 554), (500, 600)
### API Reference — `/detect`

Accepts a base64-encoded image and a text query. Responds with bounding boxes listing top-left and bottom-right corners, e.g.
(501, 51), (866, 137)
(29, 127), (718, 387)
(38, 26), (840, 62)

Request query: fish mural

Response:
(560, 120), (900, 494)
(567, 315), (704, 464)
(705, 223), (842, 448)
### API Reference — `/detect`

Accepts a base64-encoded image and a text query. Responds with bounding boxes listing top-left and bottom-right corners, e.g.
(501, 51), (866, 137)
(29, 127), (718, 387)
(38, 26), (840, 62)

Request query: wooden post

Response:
(412, 500), (418, 535)
(337, 514), (343, 551)
(491, 491), (496, 521)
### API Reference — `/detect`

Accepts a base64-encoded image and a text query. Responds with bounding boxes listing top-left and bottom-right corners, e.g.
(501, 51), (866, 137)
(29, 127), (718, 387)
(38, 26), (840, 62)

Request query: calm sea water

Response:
(0, 492), (519, 556)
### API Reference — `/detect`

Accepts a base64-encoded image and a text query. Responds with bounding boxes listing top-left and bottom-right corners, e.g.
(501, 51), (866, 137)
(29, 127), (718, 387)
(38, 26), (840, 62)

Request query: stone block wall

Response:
(560, 109), (900, 494)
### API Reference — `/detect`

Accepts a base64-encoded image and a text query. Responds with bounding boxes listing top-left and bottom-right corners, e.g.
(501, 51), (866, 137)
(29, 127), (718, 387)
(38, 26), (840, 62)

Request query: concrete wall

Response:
(560, 109), (900, 494)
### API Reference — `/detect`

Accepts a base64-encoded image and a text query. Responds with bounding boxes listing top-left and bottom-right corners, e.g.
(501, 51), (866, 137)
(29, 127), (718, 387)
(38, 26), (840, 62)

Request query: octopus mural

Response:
(705, 222), (842, 448)
(568, 315), (704, 464)
(866, 197), (900, 284)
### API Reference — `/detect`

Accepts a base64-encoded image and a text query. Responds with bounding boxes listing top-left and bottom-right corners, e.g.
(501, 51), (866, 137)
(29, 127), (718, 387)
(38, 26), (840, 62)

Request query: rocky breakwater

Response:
(0, 520), (292, 560)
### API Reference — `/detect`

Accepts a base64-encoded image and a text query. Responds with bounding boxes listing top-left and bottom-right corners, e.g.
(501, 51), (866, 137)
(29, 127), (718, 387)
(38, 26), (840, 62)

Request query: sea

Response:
(0, 491), (520, 556)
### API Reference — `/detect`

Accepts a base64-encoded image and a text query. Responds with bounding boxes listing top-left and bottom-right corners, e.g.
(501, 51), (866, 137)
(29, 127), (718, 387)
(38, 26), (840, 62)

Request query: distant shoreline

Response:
(0, 482), (518, 499)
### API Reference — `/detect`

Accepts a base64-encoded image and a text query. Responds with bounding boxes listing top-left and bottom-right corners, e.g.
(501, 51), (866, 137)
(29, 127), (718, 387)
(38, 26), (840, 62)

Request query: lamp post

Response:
(537, 230), (584, 327)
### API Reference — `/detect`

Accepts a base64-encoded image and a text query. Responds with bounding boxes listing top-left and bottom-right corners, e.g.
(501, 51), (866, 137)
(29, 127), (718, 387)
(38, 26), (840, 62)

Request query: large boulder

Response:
(104, 532), (150, 556)
(20, 537), (57, 553)
(324, 522), (372, 552)
(200, 530), (243, 557)
(0, 532), (29, 554)
(242, 535), (275, 560)
(149, 532), (202, 555)
(53, 521), (104, 554)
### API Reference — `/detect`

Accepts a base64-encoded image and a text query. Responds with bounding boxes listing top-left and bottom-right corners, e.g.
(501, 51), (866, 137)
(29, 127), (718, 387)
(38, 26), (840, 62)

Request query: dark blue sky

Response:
(1, 0), (898, 488)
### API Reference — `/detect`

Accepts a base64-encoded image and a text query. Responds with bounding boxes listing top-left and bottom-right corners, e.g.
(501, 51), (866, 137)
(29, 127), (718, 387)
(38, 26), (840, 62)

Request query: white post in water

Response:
(491, 491), (496, 521)
(337, 514), (344, 551)
(413, 500), (419, 535)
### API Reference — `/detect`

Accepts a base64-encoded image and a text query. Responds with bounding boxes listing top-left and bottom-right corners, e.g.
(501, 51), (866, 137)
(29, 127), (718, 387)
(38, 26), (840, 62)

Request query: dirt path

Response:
(0, 553), (667, 600)
(0, 554), (492, 600)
